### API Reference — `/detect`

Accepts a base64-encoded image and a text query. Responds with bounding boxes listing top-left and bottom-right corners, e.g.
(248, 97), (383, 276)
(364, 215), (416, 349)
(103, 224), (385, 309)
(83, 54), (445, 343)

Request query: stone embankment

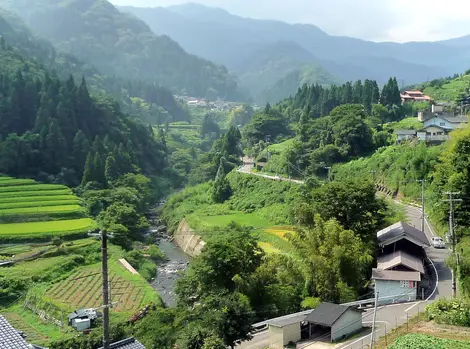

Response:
(173, 218), (205, 257)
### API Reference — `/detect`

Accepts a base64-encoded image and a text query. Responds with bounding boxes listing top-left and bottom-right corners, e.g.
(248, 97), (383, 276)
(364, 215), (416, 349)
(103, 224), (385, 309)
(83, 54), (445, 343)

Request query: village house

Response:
(373, 222), (430, 305)
(400, 90), (432, 104)
(98, 338), (146, 349)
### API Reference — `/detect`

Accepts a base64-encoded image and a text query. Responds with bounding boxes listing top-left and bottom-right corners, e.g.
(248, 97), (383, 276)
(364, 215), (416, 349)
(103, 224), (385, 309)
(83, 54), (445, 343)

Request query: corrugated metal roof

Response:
(377, 251), (425, 274)
(377, 222), (430, 247)
(0, 315), (31, 349)
(304, 303), (360, 327)
(255, 310), (312, 328)
(372, 269), (421, 282)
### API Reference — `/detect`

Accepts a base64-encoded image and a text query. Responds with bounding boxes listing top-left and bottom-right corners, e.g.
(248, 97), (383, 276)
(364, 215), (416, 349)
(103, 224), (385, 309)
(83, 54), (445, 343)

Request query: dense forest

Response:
(0, 0), (244, 100)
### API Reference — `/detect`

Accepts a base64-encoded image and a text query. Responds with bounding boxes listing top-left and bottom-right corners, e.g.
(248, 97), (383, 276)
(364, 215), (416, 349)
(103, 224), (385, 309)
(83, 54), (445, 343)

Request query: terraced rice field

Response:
(0, 177), (95, 241)
(46, 261), (158, 313)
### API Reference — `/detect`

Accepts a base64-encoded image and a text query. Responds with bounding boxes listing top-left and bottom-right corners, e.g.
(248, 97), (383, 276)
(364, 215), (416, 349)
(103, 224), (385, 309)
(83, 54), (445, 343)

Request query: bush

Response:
(425, 299), (470, 327)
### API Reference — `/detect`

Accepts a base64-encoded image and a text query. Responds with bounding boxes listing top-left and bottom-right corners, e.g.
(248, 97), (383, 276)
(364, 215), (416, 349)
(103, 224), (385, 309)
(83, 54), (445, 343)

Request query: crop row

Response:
(0, 218), (95, 236)
(0, 178), (37, 186)
(0, 205), (83, 215)
(0, 189), (72, 198)
(0, 184), (69, 193)
(0, 195), (78, 204)
(0, 200), (81, 209)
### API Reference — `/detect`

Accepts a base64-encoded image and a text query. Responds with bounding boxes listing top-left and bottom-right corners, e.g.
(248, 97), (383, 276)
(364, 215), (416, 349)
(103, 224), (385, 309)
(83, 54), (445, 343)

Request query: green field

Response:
(267, 138), (295, 153)
(0, 178), (93, 241)
(423, 74), (470, 102)
(0, 199), (80, 209)
(0, 218), (96, 238)
(389, 334), (470, 349)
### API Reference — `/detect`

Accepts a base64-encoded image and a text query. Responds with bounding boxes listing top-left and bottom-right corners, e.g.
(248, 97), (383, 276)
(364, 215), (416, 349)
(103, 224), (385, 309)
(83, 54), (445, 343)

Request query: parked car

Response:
(431, 236), (445, 249)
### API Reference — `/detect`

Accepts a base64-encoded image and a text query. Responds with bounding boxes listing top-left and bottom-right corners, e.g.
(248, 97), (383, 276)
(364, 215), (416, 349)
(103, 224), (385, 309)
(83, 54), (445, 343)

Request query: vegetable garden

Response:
(46, 261), (159, 313)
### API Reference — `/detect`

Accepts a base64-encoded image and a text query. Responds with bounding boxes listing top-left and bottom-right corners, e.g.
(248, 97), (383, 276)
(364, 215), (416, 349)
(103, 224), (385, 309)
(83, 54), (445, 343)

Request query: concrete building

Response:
(372, 269), (421, 304)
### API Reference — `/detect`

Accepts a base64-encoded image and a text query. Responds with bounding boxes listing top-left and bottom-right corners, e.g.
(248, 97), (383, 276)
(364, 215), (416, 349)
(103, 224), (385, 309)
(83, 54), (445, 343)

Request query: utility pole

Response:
(101, 230), (110, 349)
(417, 179), (425, 234)
(443, 192), (462, 298)
(370, 288), (379, 349)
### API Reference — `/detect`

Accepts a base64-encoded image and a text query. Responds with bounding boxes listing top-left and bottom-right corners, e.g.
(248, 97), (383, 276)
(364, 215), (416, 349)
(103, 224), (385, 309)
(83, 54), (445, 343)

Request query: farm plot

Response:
(0, 178), (94, 241)
(0, 218), (96, 238)
(46, 261), (160, 313)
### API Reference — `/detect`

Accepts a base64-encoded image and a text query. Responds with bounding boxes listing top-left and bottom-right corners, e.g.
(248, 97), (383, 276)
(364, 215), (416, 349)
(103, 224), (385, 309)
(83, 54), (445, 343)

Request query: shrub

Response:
(425, 299), (470, 326)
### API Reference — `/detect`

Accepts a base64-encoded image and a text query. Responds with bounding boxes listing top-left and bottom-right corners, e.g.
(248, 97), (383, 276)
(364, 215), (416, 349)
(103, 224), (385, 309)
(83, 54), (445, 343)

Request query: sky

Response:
(109, 0), (470, 43)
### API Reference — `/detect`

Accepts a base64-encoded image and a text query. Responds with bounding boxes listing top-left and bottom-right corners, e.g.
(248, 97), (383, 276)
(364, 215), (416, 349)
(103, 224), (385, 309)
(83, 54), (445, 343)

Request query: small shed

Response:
(68, 308), (101, 331)
(394, 129), (416, 142)
(305, 302), (363, 342)
(372, 269), (421, 304)
(264, 311), (311, 348)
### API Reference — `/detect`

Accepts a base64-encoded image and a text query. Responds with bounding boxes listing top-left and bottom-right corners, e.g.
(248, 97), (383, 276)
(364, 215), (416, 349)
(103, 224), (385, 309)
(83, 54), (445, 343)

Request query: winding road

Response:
(236, 161), (452, 349)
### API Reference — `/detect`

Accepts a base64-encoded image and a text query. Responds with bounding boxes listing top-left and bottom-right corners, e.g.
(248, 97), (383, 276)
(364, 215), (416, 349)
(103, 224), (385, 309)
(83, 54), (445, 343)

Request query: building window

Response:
(400, 281), (416, 288)
(440, 123), (445, 126)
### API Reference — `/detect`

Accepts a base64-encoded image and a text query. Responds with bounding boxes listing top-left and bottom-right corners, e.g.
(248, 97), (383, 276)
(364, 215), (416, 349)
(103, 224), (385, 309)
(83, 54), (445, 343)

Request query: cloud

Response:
(109, 0), (470, 42)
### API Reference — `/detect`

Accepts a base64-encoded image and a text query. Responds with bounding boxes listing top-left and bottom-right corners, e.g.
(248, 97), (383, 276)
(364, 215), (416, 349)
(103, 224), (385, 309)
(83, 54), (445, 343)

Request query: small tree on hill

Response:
(211, 161), (232, 203)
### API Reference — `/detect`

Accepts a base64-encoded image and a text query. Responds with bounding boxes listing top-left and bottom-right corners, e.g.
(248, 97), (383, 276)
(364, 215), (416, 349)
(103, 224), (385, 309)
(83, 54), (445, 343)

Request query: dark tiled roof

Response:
(99, 338), (146, 349)
(444, 116), (468, 124)
(377, 222), (430, 247)
(304, 302), (359, 327)
(0, 315), (31, 349)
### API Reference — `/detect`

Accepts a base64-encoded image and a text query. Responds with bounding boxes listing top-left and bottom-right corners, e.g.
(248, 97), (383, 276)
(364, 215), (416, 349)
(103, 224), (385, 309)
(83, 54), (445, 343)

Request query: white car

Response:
(431, 236), (445, 249)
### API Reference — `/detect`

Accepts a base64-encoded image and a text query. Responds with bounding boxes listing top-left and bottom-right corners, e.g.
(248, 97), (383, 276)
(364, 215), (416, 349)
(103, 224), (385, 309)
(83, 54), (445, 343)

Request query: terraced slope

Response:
(0, 176), (96, 241)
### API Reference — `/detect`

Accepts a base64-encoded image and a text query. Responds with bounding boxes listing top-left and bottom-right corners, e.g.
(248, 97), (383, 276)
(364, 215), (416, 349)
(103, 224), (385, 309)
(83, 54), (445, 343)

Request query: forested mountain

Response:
(232, 41), (338, 102)
(121, 3), (470, 96)
(0, 30), (167, 188)
(0, 0), (243, 100)
(261, 64), (340, 104)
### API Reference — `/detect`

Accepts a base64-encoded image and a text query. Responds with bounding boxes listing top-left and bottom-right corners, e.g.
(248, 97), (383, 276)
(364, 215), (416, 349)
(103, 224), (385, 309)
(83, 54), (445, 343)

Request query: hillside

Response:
(260, 63), (340, 104)
(121, 3), (470, 88)
(417, 72), (470, 102)
(0, 0), (243, 100)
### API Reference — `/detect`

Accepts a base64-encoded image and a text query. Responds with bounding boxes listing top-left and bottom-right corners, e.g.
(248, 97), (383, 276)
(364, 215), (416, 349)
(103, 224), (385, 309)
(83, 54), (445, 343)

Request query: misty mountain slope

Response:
(260, 64), (340, 104)
(0, 0), (243, 99)
(123, 2), (470, 87)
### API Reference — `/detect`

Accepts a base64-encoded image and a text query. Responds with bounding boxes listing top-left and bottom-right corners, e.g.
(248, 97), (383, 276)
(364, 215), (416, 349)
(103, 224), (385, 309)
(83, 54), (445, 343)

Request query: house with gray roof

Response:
(259, 302), (363, 348)
(374, 222), (430, 305)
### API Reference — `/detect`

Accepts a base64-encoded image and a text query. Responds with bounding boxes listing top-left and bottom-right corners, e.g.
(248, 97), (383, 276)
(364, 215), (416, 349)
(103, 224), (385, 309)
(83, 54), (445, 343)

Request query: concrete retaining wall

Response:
(173, 219), (206, 257)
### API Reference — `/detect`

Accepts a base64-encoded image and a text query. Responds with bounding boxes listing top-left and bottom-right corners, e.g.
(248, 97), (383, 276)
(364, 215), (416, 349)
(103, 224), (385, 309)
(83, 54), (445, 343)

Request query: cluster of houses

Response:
(174, 95), (255, 112)
(396, 103), (469, 143)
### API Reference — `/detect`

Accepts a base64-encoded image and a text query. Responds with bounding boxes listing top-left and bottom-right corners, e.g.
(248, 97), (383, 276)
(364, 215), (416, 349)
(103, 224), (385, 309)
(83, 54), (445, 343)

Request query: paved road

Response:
(235, 166), (452, 348)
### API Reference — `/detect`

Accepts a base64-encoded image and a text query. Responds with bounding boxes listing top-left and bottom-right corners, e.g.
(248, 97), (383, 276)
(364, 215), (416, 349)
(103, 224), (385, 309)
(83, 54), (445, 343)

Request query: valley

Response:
(0, 1), (469, 349)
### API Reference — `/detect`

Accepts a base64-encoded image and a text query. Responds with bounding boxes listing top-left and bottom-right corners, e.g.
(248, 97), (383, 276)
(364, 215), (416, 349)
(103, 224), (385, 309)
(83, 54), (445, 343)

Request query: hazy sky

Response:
(109, 0), (470, 42)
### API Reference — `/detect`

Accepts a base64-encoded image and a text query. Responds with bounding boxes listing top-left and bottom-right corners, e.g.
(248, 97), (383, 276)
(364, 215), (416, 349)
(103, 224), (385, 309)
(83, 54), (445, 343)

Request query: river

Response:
(146, 213), (189, 307)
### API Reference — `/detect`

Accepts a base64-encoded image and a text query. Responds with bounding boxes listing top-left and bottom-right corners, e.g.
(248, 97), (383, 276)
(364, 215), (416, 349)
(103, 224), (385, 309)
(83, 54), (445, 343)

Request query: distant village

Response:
(174, 95), (260, 112)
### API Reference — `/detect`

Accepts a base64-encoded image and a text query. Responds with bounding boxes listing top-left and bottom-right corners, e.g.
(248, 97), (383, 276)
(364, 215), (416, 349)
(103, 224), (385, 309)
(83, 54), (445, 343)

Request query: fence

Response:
(341, 301), (430, 349)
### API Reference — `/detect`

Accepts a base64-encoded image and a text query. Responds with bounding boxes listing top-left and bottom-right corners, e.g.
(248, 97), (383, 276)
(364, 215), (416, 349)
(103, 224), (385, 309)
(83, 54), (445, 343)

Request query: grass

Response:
(388, 334), (470, 349)
(0, 205), (83, 215)
(0, 218), (96, 238)
(196, 213), (271, 228)
(267, 138), (295, 153)
(258, 242), (281, 254)
(423, 74), (470, 101)
(0, 195), (77, 204)
(0, 184), (69, 193)
(0, 178), (37, 186)
(386, 117), (424, 131)
(0, 189), (72, 198)
(0, 199), (81, 209)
